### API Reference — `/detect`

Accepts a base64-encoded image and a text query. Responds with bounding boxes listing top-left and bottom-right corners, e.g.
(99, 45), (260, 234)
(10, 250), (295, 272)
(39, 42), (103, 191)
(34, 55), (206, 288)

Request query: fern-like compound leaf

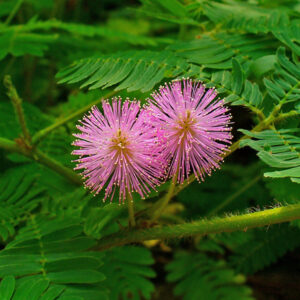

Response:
(264, 47), (300, 107)
(168, 33), (275, 69)
(240, 128), (300, 183)
(0, 19), (161, 61)
(101, 246), (156, 300)
(207, 60), (263, 110)
(273, 20), (300, 56)
(138, 0), (198, 25)
(203, 1), (290, 34)
(229, 225), (300, 274)
(166, 251), (254, 300)
(0, 168), (45, 242)
(56, 50), (189, 92)
(0, 214), (108, 300)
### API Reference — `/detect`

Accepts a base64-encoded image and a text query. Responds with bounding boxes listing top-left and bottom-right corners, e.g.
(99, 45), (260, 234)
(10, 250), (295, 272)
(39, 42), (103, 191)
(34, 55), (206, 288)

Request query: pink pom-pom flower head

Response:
(145, 79), (232, 184)
(72, 97), (165, 203)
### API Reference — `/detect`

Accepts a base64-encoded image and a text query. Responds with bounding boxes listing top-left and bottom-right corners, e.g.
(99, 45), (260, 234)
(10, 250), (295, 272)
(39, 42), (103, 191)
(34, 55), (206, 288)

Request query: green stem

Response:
(207, 174), (262, 217)
(274, 110), (299, 123)
(32, 90), (117, 144)
(4, 75), (31, 144)
(0, 137), (81, 185)
(96, 203), (300, 250)
(4, 0), (24, 25)
(0, 137), (20, 153)
(33, 149), (82, 185)
(128, 199), (136, 227)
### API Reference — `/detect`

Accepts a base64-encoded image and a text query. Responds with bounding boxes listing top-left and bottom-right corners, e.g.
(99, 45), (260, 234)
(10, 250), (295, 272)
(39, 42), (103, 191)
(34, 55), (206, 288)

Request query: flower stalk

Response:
(128, 199), (136, 227)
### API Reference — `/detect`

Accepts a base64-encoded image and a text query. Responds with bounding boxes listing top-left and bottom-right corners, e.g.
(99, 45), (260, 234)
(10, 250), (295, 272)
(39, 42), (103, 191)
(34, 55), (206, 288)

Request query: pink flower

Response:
(145, 79), (232, 184)
(72, 98), (165, 203)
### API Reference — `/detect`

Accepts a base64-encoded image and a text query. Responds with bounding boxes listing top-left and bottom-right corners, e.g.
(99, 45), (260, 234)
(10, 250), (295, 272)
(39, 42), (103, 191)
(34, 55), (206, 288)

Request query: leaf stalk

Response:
(128, 199), (136, 227)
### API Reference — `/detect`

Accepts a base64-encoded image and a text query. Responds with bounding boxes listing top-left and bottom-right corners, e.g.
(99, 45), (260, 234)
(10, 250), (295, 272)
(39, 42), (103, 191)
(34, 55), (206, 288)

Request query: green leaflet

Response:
(250, 55), (276, 78)
(265, 166), (300, 180)
(0, 276), (15, 300)
(240, 128), (300, 183)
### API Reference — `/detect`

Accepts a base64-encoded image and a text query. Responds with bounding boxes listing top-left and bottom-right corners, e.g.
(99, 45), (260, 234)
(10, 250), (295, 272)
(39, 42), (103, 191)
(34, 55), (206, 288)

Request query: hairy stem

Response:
(96, 203), (300, 250)
(0, 137), (20, 153)
(4, 75), (31, 144)
(32, 90), (117, 144)
(0, 137), (81, 185)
